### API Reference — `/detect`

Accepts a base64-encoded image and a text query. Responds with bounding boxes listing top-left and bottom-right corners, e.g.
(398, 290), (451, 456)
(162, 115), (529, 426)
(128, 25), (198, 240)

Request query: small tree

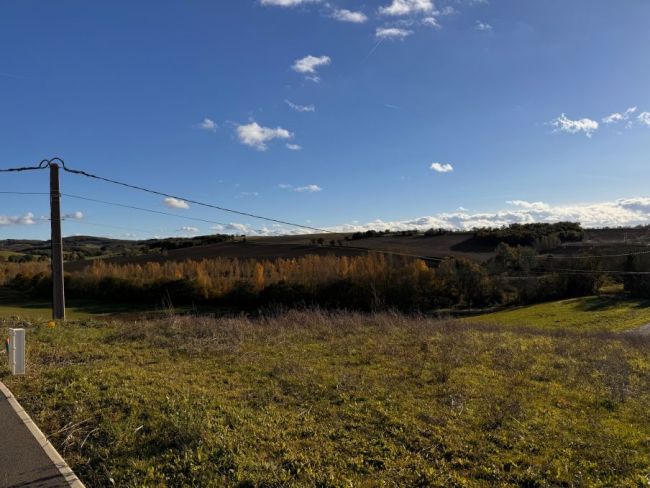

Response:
(437, 257), (491, 308)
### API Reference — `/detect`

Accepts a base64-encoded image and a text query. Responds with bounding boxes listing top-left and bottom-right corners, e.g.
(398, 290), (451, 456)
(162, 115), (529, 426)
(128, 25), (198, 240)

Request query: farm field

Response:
(1, 310), (649, 487)
(5, 227), (650, 271)
(249, 232), (497, 262)
(62, 232), (497, 271)
(65, 240), (366, 271)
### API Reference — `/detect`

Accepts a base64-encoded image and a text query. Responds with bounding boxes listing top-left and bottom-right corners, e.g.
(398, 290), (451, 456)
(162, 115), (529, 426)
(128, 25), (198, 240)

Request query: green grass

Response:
(1, 312), (649, 487)
(0, 250), (25, 259)
(0, 300), (121, 321)
(0, 288), (157, 321)
(0, 302), (168, 320)
(0, 287), (244, 321)
(468, 295), (650, 332)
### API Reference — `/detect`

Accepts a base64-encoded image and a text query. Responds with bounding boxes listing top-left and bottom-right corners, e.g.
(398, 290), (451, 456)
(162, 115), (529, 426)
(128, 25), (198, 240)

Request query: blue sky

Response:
(1, 0), (650, 239)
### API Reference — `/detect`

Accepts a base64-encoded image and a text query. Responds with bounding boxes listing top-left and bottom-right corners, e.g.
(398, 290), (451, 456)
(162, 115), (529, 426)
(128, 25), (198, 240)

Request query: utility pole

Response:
(50, 163), (66, 320)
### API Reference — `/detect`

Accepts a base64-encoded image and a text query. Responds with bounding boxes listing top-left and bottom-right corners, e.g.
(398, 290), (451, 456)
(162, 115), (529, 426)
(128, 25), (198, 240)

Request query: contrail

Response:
(363, 38), (385, 62)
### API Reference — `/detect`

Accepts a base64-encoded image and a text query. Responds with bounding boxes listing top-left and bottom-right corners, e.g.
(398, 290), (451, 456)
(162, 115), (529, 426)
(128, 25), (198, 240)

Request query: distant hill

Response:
(3, 225), (650, 268)
(0, 234), (236, 262)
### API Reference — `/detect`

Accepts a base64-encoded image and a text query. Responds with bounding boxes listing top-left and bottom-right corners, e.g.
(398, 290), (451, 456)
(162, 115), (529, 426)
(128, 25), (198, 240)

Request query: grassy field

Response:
(0, 288), (157, 321)
(0, 250), (24, 259)
(1, 311), (649, 487)
(0, 299), (138, 321)
(469, 295), (650, 332)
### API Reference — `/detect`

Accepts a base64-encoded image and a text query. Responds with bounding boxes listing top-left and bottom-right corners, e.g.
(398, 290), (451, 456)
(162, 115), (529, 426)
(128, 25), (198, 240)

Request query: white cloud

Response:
(292, 55), (331, 82)
(236, 121), (293, 151)
(224, 223), (251, 234)
(285, 99), (315, 112)
(286, 143), (302, 151)
(0, 212), (36, 226)
(294, 184), (322, 192)
(210, 222), (302, 237)
(422, 16), (441, 28)
(638, 112), (650, 127)
(616, 197), (650, 213)
(430, 162), (454, 173)
(63, 211), (84, 220)
(198, 118), (218, 131)
(212, 197), (650, 236)
(260, 0), (321, 6)
(602, 107), (637, 124)
(440, 6), (457, 15)
(164, 197), (190, 209)
(179, 226), (199, 234)
(549, 113), (599, 138)
(224, 223), (250, 233)
(506, 200), (550, 211)
(278, 183), (293, 189)
(475, 20), (492, 31)
(602, 114), (624, 124)
(331, 8), (367, 23)
(379, 0), (434, 16)
(376, 27), (414, 39)
(329, 197), (650, 232)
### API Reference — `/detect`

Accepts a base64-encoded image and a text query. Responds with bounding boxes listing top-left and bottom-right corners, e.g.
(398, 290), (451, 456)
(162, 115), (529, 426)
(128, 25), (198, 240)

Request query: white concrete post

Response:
(9, 328), (25, 375)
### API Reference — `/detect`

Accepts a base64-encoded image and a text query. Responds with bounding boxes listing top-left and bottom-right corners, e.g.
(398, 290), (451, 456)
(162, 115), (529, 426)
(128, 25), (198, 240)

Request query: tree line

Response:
(3, 222), (649, 311)
(1, 248), (634, 312)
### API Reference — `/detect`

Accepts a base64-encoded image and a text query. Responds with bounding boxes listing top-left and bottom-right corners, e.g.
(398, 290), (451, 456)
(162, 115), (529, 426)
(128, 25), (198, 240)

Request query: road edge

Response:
(0, 381), (85, 488)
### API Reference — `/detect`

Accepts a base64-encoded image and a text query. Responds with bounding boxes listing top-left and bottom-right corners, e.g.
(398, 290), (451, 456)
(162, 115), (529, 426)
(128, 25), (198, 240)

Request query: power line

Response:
(2, 157), (331, 233)
(62, 193), (231, 228)
(58, 161), (333, 234)
(342, 243), (444, 262)
(0, 191), (49, 195)
(51, 165), (475, 260)
(64, 220), (161, 237)
(499, 270), (650, 282)
(0, 160), (50, 173)
(526, 267), (650, 276)
(6, 159), (650, 266)
(540, 249), (650, 260)
(43, 217), (160, 236)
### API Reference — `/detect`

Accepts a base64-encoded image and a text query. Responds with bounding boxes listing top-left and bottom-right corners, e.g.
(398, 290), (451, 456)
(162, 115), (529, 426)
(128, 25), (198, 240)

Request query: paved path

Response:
(0, 382), (83, 488)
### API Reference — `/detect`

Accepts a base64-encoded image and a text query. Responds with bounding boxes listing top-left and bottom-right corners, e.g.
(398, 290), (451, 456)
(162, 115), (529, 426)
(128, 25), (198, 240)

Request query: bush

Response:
(475, 222), (584, 247)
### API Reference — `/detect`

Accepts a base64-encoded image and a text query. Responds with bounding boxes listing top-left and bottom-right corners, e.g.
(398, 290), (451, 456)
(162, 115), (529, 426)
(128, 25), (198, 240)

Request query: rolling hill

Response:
(3, 226), (650, 270)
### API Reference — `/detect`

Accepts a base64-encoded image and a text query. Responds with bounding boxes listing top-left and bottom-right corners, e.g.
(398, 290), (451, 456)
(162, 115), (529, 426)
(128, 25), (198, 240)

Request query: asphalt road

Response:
(0, 388), (69, 488)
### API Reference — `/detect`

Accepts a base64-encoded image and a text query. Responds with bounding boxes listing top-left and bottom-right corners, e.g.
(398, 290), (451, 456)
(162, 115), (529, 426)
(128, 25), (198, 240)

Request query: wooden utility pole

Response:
(50, 163), (66, 320)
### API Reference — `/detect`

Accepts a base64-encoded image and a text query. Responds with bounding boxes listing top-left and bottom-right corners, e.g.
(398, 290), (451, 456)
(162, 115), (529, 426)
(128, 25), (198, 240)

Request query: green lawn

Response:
(1, 312), (649, 487)
(468, 295), (650, 332)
